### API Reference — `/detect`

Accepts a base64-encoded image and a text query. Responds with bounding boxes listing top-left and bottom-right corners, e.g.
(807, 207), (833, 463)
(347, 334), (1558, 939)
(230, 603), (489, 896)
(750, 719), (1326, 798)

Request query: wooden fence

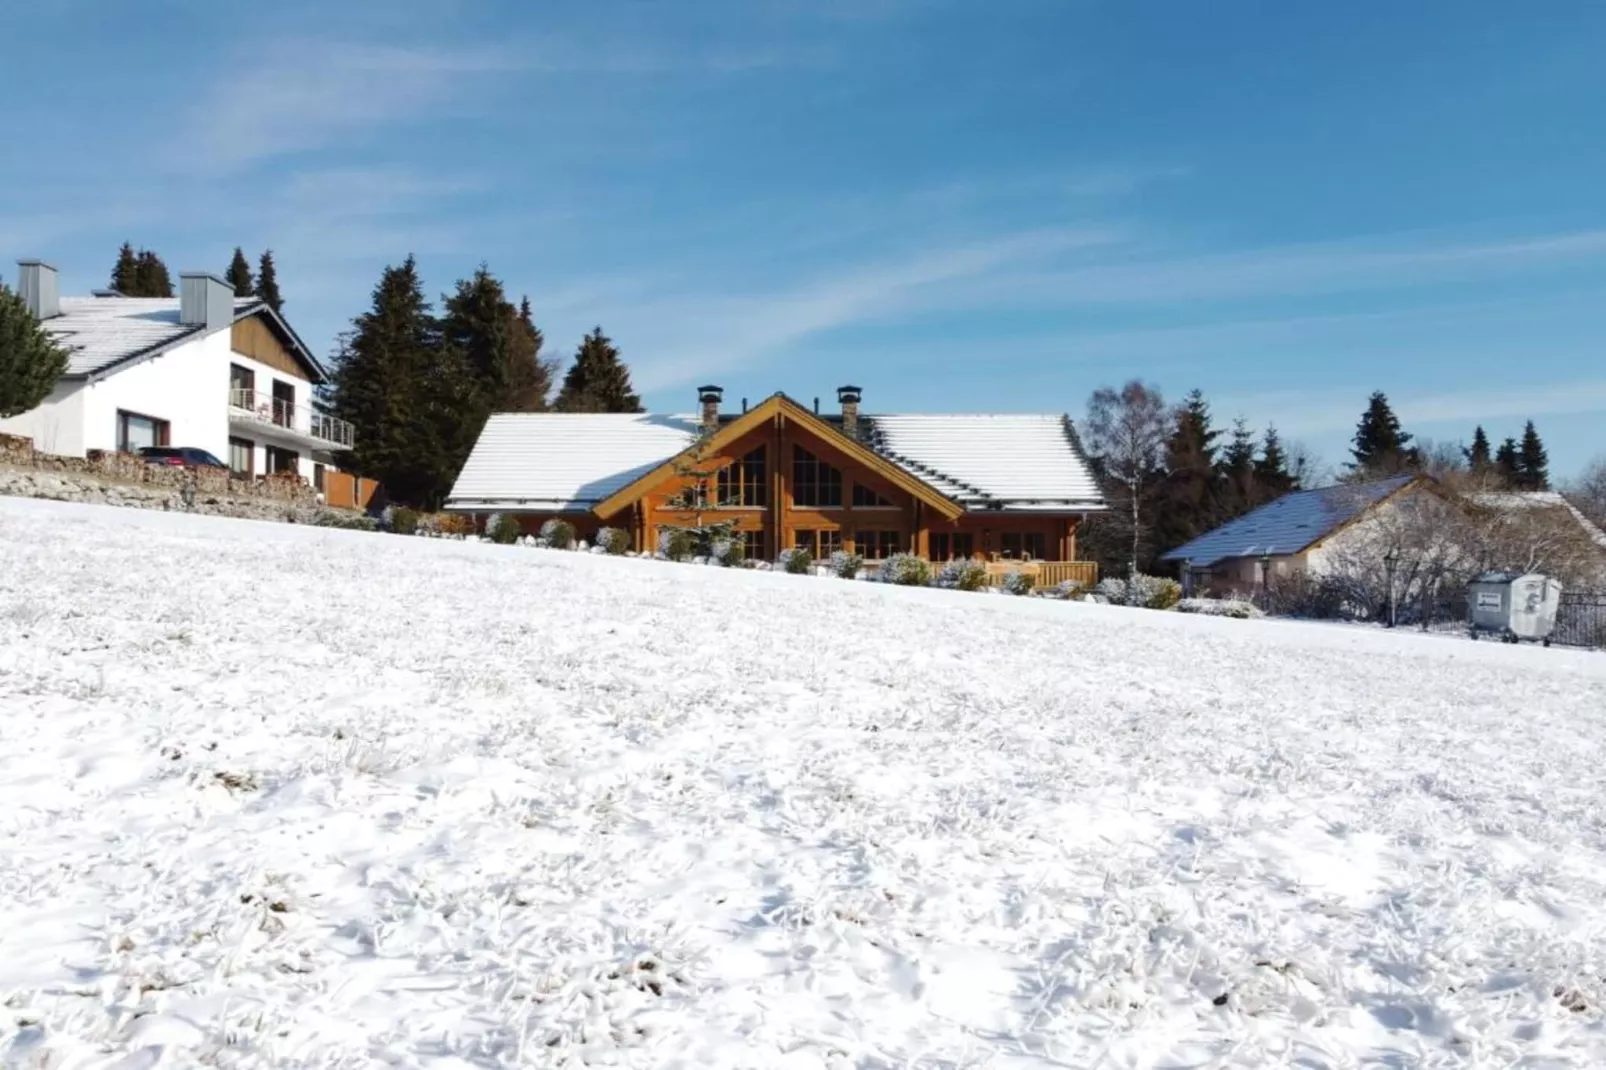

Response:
(979, 560), (1099, 589)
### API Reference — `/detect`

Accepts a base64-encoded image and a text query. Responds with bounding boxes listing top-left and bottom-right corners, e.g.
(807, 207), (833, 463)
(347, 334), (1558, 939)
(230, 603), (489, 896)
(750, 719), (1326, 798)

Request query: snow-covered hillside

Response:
(3, 497), (1605, 1069)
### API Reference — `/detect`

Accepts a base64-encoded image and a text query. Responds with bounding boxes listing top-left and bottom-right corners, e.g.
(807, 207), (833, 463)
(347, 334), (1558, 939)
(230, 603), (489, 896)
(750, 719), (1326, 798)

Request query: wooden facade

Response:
(230, 316), (313, 382)
(489, 396), (1086, 567)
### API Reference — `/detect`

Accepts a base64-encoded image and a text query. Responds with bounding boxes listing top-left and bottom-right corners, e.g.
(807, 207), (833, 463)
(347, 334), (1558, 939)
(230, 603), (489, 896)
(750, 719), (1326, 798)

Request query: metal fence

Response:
(1553, 592), (1606, 649)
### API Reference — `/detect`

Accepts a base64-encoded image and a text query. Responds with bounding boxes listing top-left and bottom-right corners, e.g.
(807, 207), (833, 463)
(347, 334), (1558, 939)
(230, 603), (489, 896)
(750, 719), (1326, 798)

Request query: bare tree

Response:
(1569, 457), (1606, 529)
(1084, 381), (1170, 575)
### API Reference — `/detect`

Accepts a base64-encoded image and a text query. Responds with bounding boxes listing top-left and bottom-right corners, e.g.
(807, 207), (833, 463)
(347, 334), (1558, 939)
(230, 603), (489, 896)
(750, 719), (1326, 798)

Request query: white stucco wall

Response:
(0, 380), (88, 455)
(5, 325), (333, 484)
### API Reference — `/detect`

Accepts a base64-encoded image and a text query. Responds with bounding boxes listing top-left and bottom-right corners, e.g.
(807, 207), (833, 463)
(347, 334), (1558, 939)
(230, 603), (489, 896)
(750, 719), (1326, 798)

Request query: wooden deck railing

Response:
(976, 559), (1099, 589)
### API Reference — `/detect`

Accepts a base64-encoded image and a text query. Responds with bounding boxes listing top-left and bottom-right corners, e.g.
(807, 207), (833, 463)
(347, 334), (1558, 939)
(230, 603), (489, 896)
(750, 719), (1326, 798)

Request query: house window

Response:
(715, 446), (766, 507)
(228, 436), (253, 477)
(931, 532), (975, 561)
(735, 529), (765, 561)
(116, 410), (169, 453)
(265, 445), (299, 475)
(229, 364), (255, 408)
(1001, 532), (1049, 560)
(271, 380), (295, 428)
(852, 483), (893, 507)
(953, 533), (974, 560)
(854, 530), (901, 559)
(793, 529), (842, 558)
(792, 446), (842, 507)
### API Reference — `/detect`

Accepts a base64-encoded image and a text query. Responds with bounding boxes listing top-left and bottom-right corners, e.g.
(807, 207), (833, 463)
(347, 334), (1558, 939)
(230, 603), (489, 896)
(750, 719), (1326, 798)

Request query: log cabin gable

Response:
(592, 394), (963, 521)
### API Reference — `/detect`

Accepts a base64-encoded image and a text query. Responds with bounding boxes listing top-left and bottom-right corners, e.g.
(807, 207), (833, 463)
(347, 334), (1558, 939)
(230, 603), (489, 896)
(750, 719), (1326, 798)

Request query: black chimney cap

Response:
(836, 385), (862, 403)
(697, 385), (724, 402)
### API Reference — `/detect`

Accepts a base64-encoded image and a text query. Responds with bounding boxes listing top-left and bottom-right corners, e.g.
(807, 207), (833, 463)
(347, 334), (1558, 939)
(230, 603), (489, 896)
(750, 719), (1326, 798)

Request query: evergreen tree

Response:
(1254, 424), (1297, 499)
(1348, 391), (1418, 477)
(1154, 389), (1220, 555)
(1516, 420), (1550, 491)
(225, 247), (254, 297)
(0, 281), (71, 418)
(110, 243), (139, 294)
(1464, 425), (1492, 473)
(553, 327), (642, 413)
(255, 250), (284, 314)
(328, 257), (448, 508)
(132, 250), (173, 297)
(1494, 437), (1521, 485)
(506, 297), (554, 413)
(1217, 418), (1258, 516)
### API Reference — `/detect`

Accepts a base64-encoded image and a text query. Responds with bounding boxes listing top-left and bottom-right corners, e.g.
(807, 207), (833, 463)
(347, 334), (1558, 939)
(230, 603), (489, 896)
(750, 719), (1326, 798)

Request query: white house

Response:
(1, 259), (353, 492)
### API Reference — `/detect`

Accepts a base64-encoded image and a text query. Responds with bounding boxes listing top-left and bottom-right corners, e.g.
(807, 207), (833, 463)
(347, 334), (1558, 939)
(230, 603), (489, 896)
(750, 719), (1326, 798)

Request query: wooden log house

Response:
(446, 387), (1106, 579)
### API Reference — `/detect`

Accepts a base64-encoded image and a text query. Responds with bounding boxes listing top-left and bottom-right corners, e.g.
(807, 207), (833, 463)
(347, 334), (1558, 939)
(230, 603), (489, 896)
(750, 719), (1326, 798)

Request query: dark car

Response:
(137, 447), (227, 469)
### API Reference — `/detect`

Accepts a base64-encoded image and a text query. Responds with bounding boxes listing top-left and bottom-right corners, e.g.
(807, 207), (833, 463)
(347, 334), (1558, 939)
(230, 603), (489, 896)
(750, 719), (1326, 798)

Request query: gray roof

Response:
(1162, 476), (1417, 567)
(43, 296), (325, 382)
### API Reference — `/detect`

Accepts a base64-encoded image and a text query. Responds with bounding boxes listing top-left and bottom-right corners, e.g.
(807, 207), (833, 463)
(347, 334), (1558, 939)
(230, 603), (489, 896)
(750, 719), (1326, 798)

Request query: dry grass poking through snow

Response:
(2, 498), (1606, 1068)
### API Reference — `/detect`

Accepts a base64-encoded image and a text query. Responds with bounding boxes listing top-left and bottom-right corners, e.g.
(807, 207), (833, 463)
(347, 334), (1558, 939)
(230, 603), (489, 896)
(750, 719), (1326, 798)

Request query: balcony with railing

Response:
(228, 388), (354, 449)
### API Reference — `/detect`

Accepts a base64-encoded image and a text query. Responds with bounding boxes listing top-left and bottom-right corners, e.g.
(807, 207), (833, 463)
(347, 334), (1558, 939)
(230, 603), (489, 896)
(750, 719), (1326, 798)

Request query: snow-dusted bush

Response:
(389, 507), (420, 537)
(1177, 597), (1264, 619)
(539, 518), (576, 550)
(311, 510), (377, 531)
(1001, 568), (1035, 596)
(935, 559), (988, 591)
(709, 537), (744, 567)
(877, 553), (932, 586)
(1094, 574), (1181, 609)
(486, 513), (522, 545)
(658, 528), (697, 562)
(827, 549), (865, 580)
(596, 527), (629, 555)
(778, 547), (814, 575)
(1052, 579), (1089, 600)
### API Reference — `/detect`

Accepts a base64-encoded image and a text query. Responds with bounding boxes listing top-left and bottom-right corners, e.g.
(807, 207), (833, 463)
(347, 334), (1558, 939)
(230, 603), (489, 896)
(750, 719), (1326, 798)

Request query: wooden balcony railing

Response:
(976, 559), (1099, 589)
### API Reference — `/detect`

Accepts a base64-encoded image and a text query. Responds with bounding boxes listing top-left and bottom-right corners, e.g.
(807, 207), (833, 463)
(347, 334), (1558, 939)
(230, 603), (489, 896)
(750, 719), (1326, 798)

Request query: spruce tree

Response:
(553, 327), (642, 413)
(225, 247), (255, 297)
(1254, 424), (1297, 499)
(0, 281), (70, 418)
(255, 250), (285, 314)
(1464, 425), (1492, 473)
(1217, 418), (1258, 516)
(1516, 420), (1550, 491)
(110, 243), (139, 294)
(328, 256), (446, 507)
(132, 250), (173, 297)
(506, 297), (554, 412)
(1494, 437), (1521, 485)
(1348, 391), (1418, 477)
(1154, 389), (1220, 556)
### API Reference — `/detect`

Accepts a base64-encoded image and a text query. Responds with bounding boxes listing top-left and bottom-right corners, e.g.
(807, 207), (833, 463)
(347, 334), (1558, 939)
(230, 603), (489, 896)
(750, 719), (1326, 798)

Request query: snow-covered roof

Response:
(447, 404), (1106, 513)
(865, 414), (1103, 509)
(43, 296), (317, 380)
(447, 413), (702, 510)
(1162, 476), (1417, 567)
(1470, 491), (1606, 551)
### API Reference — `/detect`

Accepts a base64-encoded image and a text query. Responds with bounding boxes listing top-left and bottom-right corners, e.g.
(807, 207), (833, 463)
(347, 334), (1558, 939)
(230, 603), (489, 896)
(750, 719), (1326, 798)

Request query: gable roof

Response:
(45, 296), (326, 383)
(1469, 491), (1606, 552)
(590, 394), (965, 520)
(1162, 476), (1420, 567)
(447, 413), (702, 511)
(446, 394), (1105, 516)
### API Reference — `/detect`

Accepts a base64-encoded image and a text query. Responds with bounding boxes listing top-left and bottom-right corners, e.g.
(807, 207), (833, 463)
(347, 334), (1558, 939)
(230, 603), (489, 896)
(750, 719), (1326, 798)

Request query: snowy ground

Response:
(3, 497), (1606, 1069)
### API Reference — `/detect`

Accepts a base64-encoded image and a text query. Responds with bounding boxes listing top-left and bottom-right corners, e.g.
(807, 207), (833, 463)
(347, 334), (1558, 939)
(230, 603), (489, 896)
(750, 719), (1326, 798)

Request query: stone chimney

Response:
(837, 384), (863, 439)
(179, 272), (234, 332)
(16, 260), (60, 320)
(697, 384), (724, 436)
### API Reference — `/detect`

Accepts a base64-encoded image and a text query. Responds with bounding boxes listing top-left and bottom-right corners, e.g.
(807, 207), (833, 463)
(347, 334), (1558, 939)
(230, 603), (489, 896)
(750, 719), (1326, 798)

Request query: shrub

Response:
(709, 536), (745, 567)
(779, 547), (815, 575)
(435, 513), (475, 538)
(596, 527), (630, 555)
(1095, 574), (1181, 609)
(486, 513), (522, 545)
(658, 527), (698, 562)
(1053, 579), (1088, 600)
(878, 553), (933, 586)
(1177, 597), (1263, 619)
(389, 507), (419, 537)
(311, 509), (377, 531)
(827, 549), (865, 579)
(1002, 568), (1035, 596)
(935, 559), (989, 591)
(539, 518), (577, 550)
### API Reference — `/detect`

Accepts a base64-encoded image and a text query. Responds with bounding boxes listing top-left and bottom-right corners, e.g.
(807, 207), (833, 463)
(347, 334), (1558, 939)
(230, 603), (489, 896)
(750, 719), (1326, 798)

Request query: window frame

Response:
(851, 482), (895, 508)
(115, 410), (170, 453)
(228, 436), (254, 478)
(715, 445), (767, 508)
(854, 530), (901, 560)
(792, 445), (843, 508)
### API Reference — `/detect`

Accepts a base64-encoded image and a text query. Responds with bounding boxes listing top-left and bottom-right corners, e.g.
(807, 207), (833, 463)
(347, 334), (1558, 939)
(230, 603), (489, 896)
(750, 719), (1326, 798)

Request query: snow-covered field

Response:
(3, 497), (1606, 1069)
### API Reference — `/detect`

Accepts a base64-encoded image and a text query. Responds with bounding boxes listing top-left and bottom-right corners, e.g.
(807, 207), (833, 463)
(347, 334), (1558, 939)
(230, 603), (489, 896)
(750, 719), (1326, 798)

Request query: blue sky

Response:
(5, 1), (1605, 477)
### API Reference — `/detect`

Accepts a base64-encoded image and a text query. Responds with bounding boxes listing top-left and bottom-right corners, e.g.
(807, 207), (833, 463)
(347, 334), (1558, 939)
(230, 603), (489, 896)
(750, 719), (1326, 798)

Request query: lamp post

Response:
(1259, 551), (1272, 607)
(1383, 547), (1399, 628)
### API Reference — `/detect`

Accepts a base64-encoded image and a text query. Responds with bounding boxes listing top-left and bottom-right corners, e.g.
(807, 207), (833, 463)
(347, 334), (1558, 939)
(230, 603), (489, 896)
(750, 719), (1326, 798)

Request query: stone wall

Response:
(0, 432), (333, 523)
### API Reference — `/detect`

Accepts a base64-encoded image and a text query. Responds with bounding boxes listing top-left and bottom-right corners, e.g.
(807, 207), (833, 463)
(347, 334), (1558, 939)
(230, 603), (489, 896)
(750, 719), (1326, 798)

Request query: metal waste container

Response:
(1467, 571), (1563, 645)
